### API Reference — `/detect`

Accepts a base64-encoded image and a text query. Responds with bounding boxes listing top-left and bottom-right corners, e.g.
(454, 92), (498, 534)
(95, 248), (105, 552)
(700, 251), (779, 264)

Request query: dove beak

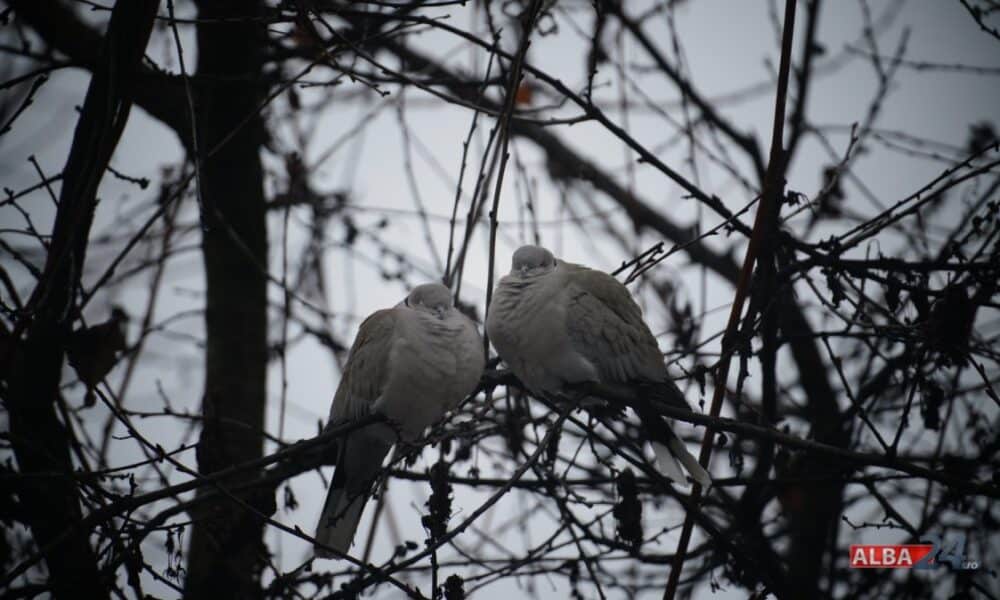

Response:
(435, 306), (445, 319)
(519, 265), (529, 276)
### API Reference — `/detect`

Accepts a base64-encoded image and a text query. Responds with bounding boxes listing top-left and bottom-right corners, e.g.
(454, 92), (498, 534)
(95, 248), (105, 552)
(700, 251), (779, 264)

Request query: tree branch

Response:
(3, 1), (160, 598)
(7, 0), (192, 147)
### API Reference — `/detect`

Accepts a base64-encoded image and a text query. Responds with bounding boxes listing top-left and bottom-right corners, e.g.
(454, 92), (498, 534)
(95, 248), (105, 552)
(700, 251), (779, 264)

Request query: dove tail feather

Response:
(634, 401), (712, 487)
(314, 484), (366, 558)
(665, 433), (712, 487)
(652, 441), (687, 484)
(314, 436), (391, 559)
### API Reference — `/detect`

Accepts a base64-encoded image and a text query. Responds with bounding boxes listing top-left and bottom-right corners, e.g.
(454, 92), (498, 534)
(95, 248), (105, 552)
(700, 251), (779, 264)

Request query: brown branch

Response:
(663, 1), (798, 597)
(785, 0), (822, 163)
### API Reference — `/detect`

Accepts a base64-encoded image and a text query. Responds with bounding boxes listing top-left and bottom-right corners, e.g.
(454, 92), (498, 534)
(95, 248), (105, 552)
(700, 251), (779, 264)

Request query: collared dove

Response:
(314, 283), (484, 558)
(486, 245), (710, 487)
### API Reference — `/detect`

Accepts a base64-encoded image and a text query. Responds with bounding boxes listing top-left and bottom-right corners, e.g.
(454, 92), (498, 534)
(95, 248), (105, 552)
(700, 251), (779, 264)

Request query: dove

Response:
(486, 245), (710, 487)
(314, 283), (484, 558)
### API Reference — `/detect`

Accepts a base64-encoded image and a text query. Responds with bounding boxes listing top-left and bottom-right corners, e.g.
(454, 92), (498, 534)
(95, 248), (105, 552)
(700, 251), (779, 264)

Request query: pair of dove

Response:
(313, 245), (710, 558)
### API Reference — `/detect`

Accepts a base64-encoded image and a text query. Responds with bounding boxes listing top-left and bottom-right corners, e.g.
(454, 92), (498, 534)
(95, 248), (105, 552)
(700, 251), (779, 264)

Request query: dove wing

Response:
(561, 263), (709, 485)
(562, 264), (665, 385)
(315, 309), (398, 558)
(328, 309), (398, 424)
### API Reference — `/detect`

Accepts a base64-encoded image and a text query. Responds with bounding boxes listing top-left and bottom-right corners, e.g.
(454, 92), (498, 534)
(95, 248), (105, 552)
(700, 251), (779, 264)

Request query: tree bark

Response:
(183, 1), (270, 598)
(779, 299), (848, 598)
(4, 1), (159, 598)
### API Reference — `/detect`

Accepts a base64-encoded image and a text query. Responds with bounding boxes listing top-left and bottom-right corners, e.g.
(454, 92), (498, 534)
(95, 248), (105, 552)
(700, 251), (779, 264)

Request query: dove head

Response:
(511, 245), (557, 278)
(403, 283), (453, 318)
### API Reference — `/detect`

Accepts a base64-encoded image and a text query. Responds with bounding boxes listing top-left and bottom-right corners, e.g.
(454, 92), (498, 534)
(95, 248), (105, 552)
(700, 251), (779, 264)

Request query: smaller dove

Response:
(486, 245), (710, 486)
(314, 283), (484, 558)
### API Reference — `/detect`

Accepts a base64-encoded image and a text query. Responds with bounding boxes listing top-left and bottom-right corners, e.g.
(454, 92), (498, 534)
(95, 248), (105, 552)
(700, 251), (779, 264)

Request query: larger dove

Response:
(314, 283), (484, 558)
(486, 245), (710, 486)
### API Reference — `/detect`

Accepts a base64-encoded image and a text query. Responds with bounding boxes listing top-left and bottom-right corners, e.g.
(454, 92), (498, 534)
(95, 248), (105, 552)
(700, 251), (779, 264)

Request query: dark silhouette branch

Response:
(2, 1), (160, 598)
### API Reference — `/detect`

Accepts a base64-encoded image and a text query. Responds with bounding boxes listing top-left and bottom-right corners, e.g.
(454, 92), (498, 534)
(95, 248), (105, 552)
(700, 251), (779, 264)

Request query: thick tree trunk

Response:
(779, 298), (848, 598)
(4, 1), (158, 598)
(184, 1), (269, 598)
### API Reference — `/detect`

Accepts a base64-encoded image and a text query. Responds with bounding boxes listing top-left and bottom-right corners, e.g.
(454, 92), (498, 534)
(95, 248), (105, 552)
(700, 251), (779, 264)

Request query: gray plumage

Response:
(314, 283), (484, 558)
(486, 245), (710, 487)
